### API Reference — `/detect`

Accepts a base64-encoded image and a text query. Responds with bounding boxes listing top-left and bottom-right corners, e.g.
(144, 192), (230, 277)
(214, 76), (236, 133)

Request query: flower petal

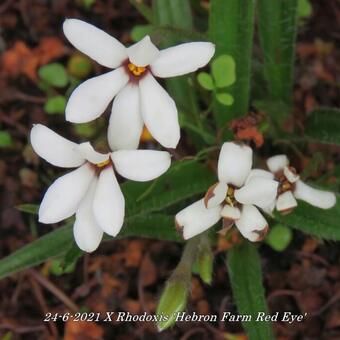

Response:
(127, 36), (160, 67)
(111, 150), (171, 181)
(235, 205), (268, 242)
(93, 166), (125, 236)
(74, 142), (109, 164)
(204, 182), (228, 208)
(108, 83), (144, 151)
(266, 154), (289, 173)
(66, 68), (129, 123)
(150, 42), (215, 78)
(220, 205), (241, 220)
(139, 74), (180, 148)
(294, 180), (336, 209)
(73, 179), (103, 252)
(283, 166), (299, 183)
(39, 164), (95, 223)
(30, 124), (85, 168)
(245, 169), (274, 184)
(217, 142), (253, 187)
(175, 199), (221, 240)
(63, 19), (127, 68)
(235, 177), (278, 209)
(276, 191), (297, 212)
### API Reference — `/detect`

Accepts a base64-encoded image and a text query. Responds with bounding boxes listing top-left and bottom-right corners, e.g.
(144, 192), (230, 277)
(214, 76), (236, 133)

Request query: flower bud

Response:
(156, 274), (189, 331)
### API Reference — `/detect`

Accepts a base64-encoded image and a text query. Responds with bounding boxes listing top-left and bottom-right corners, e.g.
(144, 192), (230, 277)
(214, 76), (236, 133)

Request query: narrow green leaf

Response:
(121, 214), (180, 241)
(16, 204), (39, 214)
(228, 242), (274, 340)
(305, 107), (340, 146)
(257, 0), (298, 120)
(124, 161), (215, 216)
(274, 198), (340, 240)
(0, 225), (74, 280)
(209, 0), (255, 124)
(38, 63), (69, 88)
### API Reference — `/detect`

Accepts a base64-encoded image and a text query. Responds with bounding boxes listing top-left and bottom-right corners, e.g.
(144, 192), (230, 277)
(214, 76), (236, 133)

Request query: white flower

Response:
(267, 154), (336, 213)
(62, 19), (215, 149)
(30, 124), (171, 252)
(175, 142), (279, 242)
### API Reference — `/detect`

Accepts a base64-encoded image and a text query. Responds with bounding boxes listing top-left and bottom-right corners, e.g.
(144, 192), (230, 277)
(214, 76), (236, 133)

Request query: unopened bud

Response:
(156, 274), (189, 331)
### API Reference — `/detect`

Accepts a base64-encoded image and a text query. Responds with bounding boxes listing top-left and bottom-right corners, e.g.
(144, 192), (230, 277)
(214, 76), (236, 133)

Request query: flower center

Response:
(276, 166), (298, 194)
(225, 186), (236, 206)
(127, 62), (146, 77)
(96, 159), (110, 168)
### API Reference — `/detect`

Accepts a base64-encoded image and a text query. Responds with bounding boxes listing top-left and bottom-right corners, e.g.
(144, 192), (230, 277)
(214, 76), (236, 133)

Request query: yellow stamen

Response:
(127, 62), (146, 76)
(225, 186), (235, 207)
(96, 159), (110, 168)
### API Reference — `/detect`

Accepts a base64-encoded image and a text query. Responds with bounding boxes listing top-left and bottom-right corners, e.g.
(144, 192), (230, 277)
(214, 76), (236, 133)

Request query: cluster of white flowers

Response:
(31, 19), (336, 251)
(176, 142), (336, 241)
(31, 19), (215, 252)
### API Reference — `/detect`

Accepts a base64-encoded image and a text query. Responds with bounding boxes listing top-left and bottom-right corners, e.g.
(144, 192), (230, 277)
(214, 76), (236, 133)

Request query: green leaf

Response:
(0, 224), (74, 280)
(38, 63), (69, 88)
(124, 161), (215, 216)
(274, 198), (340, 240)
(228, 242), (274, 340)
(0, 131), (12, 148)
(179, 113), (215, 145)
(211, 55), (236, 88)
(131, 25), (154, 42)
(297, 0), (312, 18)
(257, 0), (298, 121)
(16, 204), (39, 215)
(44, 96), (66, 114)
(216, 93), (234, 106)
(209, 0), (255, 124)
(266, 224), (293, 251)
(197, 72), (214, 91)
(305, 107), (340, 146)
(120, 214), (180, 241)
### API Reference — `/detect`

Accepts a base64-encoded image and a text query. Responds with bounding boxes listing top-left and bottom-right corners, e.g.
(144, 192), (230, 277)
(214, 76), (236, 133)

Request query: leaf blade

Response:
(227, 242), (274, 340)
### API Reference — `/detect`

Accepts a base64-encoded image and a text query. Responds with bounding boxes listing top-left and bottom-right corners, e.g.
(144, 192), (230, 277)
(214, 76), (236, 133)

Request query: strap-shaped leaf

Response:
(305, 107), (340, 146)
(257, 0), (298, 121)
(209, 0), (255, 124)
(274, 198), (340, 240)
(227, 242), (274, 340)
(0, 224), (74, 280)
